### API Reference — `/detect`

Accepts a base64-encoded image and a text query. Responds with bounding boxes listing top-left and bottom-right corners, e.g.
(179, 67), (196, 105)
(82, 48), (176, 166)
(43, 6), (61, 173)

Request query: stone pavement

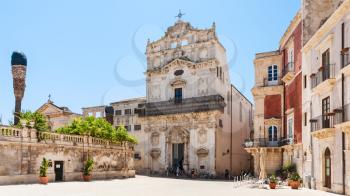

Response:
(0, 175), (341, 196)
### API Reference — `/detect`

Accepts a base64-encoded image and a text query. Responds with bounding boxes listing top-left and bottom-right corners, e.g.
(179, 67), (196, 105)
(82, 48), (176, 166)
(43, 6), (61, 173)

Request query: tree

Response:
(56, 116), (137, 144)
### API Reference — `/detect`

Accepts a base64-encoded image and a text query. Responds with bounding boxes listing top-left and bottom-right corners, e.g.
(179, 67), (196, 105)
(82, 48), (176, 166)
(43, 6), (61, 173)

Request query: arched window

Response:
(324, 148), (331, 188)
(267, 65), (278, 84)
(268, 126), (278, 144)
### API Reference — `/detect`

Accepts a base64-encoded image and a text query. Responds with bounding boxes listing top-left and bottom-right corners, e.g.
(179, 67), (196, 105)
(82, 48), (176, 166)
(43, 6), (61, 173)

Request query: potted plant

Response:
(39, 158), (49, 184)
(289, 172), (301, 189)
(83, 158), (94, 181)
(269, 174), (277, 189)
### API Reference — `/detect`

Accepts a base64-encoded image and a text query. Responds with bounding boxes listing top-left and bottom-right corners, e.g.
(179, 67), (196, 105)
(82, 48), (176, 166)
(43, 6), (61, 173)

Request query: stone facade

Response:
(302, 0), (350, 194)
(37, 100), (81, 131)
(246, 11), (304, 179)
(83, 20), (253, 177)
(0, 125), (135, 185)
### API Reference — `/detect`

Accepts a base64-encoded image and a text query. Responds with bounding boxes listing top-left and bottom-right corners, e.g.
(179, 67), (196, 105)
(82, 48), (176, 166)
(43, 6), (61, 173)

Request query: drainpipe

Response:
(230, 85), (233, 178)
(342, 73), (345, 194)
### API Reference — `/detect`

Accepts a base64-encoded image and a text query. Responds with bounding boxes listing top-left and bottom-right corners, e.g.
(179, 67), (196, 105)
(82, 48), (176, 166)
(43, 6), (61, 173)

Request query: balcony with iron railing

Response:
(261, 77), (283, 87)
(282, 62), (295, 83)
(310, 114), (335, 139)
(334, 104), (350, 128)
(137, 94), (226, 116)
(310, 64), (336, 94)
(243, 137), (294, 148)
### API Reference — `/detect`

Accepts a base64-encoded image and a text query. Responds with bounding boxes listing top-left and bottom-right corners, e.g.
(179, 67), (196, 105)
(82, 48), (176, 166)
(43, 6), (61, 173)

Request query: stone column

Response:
(183, 141), (189, 172)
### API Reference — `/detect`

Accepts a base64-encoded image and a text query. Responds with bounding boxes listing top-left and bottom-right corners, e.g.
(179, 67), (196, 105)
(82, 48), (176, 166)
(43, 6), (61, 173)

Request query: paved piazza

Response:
(0, 176), (340, 196)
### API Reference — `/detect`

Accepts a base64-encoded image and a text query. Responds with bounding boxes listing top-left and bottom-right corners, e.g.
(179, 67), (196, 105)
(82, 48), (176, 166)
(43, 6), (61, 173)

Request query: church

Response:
(81, 19), (253, 177)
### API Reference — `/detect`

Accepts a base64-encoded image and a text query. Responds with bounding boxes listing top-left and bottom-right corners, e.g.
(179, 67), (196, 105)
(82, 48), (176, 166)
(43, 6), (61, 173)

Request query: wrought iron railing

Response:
(261, 77), (283, 87)
(282, 62), (295, 76)
(310, 64), (335, 89)
(243, 137), (292, 148)
(310, 114), (335, 132)
(334, 104), (350, 125)
(138, 95), (226, 116)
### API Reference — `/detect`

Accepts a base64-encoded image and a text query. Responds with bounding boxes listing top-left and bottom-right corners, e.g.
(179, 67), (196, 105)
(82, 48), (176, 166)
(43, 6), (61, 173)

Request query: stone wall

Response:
(0, 126), (135, 185)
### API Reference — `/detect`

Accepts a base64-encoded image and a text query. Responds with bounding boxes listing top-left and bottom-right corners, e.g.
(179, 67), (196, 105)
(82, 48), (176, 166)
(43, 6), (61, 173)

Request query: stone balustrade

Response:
(0, 125), (125, 149)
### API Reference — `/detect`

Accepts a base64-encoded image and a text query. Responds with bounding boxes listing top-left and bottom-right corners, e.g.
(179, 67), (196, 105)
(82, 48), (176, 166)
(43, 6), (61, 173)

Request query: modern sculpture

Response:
(11, 51), (27, 125)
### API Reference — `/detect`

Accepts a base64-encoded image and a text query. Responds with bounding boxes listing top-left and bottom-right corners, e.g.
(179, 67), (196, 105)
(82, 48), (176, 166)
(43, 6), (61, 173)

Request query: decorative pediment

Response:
(147, 58), (219, 76)
(264, 118), (281, 126)
(170, 79), (187, 87)
(197, 148), (209, 157)
(150, 148), (161, 159)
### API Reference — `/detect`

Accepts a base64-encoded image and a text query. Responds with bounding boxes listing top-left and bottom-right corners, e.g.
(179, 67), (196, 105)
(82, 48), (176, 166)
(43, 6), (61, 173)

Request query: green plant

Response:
(56, 117), (137, 144)
(269, 174), (277, 183)
(39, 158), (49, 177)
(289, 172), (301, 182)
(83, 158), (94, 176)
(17, 111), (49, 132)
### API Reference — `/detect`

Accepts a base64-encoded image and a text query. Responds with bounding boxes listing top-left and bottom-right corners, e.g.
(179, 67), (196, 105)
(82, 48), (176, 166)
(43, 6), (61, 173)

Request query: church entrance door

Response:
(172, 143), (184, 170)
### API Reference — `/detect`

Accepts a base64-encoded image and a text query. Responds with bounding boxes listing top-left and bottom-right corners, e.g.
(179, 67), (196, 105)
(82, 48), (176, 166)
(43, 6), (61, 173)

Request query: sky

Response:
(0, 0), (300, 124)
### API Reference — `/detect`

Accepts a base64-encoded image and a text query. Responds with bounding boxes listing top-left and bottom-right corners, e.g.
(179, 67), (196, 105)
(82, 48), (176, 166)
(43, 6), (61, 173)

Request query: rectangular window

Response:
(219, 119), (223, 128)
(134, 125), (141, 131)
(304, 75), (307, 88)
(115, 110), (122, 116)
(288, 118), (293, 139)
(175, 88), (183, 103)
(304, 112), (307, 126)
(322, 97), (330, 128)
(134, 153), (141, 160)
(124, 109), (131, 115)
(124, 125), (131, 132)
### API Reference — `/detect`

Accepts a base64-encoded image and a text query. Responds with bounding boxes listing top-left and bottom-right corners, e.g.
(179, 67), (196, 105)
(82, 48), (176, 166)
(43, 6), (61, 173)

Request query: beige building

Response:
(302, 0), (350, 194)
(37, 99), (81, 131)
(83, 20), (253, 177)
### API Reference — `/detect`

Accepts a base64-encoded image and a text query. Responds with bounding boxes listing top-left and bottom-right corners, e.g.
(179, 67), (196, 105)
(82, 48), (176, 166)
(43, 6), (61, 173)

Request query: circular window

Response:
(174, 70), (184, 76)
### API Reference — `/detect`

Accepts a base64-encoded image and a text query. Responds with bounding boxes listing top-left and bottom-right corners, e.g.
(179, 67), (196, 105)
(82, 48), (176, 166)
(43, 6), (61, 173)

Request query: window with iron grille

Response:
(134, 125), (141, 131)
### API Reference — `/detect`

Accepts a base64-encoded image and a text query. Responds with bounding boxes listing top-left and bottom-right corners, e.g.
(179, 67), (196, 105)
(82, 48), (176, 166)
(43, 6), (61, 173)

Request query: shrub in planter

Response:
(269, 174), (277, 189)
(83, 158), (94, 181)
(289, 172), (301, 189)
(39, 158), (49, 184)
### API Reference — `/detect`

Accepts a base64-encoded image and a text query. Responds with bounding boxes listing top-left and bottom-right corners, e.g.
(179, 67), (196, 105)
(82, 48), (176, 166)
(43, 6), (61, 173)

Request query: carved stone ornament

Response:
(170, 79), (187, 88)
(150, 148), (161, 159)
(197, 148), (209, 157)
(151, 132), (160, 146)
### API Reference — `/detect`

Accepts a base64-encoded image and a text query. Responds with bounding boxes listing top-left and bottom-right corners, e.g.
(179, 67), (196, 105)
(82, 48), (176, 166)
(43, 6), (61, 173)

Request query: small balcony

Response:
(243, 137), (288, 148)
(310, 114), (335, 139)
(334, 104), (350, 129)
(282, 62), (295, 83)
(341, 48), (350, 74)
(262, 77), (283, 87)
(310, 64), (336, 94)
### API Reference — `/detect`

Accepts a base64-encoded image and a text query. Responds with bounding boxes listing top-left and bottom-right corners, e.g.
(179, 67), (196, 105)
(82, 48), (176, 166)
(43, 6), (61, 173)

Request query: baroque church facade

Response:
(82, 20), (253, 177)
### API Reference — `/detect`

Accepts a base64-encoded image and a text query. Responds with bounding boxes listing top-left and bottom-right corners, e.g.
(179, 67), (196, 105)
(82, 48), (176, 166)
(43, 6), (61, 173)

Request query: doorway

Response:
(54, 161), (64, 182)
(324, 148), (331, 189)
(172, 143), (184, 170)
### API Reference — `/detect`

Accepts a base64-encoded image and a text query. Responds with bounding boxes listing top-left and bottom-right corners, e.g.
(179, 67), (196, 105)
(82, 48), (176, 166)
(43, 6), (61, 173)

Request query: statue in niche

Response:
(151, 132), (160, 146)
(198, 128), (207, 144)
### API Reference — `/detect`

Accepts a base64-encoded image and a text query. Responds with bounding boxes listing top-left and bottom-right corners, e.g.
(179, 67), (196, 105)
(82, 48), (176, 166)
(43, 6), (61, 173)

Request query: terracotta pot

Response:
(83, 175), (92, 181)
(39, 176), (49, 184)
(269, 182), (277, 189)
(290, 180), (300, 189)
